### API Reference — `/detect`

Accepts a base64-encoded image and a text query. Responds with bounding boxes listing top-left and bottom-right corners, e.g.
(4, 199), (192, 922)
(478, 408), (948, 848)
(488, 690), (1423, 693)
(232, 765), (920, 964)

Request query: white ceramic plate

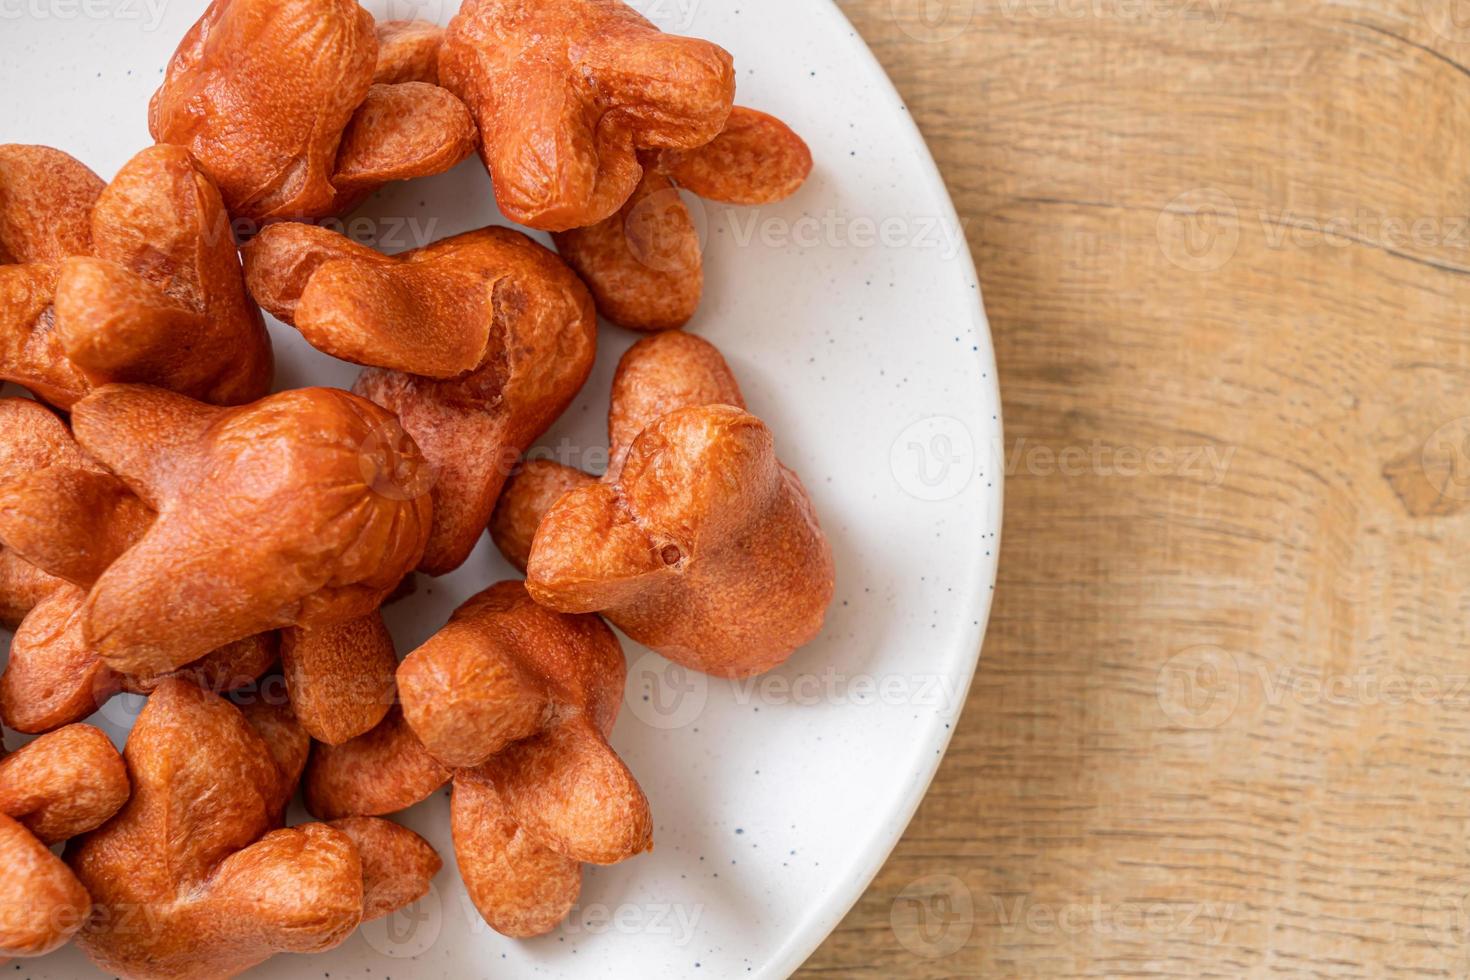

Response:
(1, 1), (1000, 976)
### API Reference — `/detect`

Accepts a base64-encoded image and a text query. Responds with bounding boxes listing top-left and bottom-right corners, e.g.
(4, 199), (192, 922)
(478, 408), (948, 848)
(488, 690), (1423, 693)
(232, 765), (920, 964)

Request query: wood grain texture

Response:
(802, 0), (1470, 975)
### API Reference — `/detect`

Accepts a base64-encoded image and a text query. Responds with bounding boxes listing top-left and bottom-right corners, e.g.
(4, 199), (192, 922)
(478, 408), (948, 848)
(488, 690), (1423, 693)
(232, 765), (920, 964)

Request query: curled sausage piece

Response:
(397, 581), (651, 935)
(244, 224), (597, 575)
(493, 331), (833, 677)
(0, 145), (273, 408)
(0, 585), (278, 734)
(0, 725), (129, 962)
(305, 705), (451, 820)
(281, 610), (398, 746)
(439, 0), (735, 232)
(149, 0), (473, 222)
(68, 681), (440, 980)
(554, 107), (813, 332)
(71, 385), (432, 677)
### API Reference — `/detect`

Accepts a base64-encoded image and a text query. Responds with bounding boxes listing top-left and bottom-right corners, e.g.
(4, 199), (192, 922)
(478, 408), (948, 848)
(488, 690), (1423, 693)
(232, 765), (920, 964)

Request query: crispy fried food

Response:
(439, 0), (735, 232)
(0, 144), (272, 408)
(0, 398), (104, 623)
(149, 0), (473, 222)
(0, 725), (128, 961)
(305, 705), (451, 820)
(244, 224), (597, 575)
(493, 331), (833, 677)
(554, 107), (812, 332)
(70, 385), (431, 677)
(0, 584), (278, 733)
(319, 582), (651, 936)
(330, 816), (442, 920)
(281, 610), (397, 745)
(68, 680), (440, 980)
(0, 145), (103, 264)
(373, 20), (445, 84)
(648, 106), (813, 206)
(0, 396), (281, 733)
(552, 168), (702, 332)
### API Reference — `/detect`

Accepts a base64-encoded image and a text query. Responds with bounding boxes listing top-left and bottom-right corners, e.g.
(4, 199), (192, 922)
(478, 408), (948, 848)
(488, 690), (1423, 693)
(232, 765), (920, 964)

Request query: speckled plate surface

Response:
(1, 0), (1000, 976)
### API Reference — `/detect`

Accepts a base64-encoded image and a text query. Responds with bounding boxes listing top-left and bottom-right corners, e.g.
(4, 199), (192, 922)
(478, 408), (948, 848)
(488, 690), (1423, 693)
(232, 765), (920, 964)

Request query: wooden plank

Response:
(802, 1), (1470, 975)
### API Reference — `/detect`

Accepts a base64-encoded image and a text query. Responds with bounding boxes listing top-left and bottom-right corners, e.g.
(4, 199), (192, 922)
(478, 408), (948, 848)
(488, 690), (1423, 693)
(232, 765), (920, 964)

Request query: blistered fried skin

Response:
(246, 224), (534, 378)
(490, 460), (596, 572)
(0, 257), (95, 407)
(0, 145), (103, 264)
(554, 108), (811, 332)
(245, 223), (598, 574)
(0, 465), (152, 589)
(398, 581), (623, 768)
(396, 582), (650, 934)
(605, 328), (744, 478)
(70, 385), (432, 677)
(0, 145), (272, 409)
(648, 106), (813, 206)
(53, 144), (272, 405)
(373, 20), (445, 84)
(0, 814), (91, 959)
(0, 725), (128, 961)
(150, 0), (473, 221)
(553, 169), (702, 332)
(0, 551), (62, 630)
(0, 397), (113, 624)
(496, 332), (832, 677)
(67, 681), (437, 980)
(149, 0), (374, 220)
(330, 816), (442, 920)
(452, 767), (581, 938)
(235, 696), (312, 823)
(439, 0), (735, 232)
(333, 83), (476, 205)
(305, 706), (450, 820)
(0, 585), (279, 734)
(0, 725), (129, 845)
(281, 610), (397, 746)
(0, 147), (104, 406)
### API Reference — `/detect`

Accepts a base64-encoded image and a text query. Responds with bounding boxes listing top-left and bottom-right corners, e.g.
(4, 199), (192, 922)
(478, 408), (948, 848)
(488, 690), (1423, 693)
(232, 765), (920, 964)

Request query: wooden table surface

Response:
(800, 0), (1470, 976)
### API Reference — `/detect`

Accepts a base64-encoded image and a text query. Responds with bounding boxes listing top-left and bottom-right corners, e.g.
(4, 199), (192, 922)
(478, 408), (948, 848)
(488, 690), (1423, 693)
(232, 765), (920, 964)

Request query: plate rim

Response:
(758, 3), (1004, 976)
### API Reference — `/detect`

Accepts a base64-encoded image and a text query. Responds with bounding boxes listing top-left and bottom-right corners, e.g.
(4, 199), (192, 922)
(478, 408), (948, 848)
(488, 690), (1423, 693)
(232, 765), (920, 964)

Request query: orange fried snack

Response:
(438, 0), (735, 232)
(493, 331), (834, 677)
(149, 0), (474, 222)
(67, 680), (439, 980)
(0, 396), (277, 732)
(373, 19), (445, 85)
(0, 397), (107, 623)
(0, 144), (273, 409)
(305, 705), (451, 820)
(243, 224), (597, 575)
(281, 610), (398, 745)
(554, 107), (813, 332)
(69, 385), (432, 678)
(311, 582), (651, 937)
(0, 724), (128, 962)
